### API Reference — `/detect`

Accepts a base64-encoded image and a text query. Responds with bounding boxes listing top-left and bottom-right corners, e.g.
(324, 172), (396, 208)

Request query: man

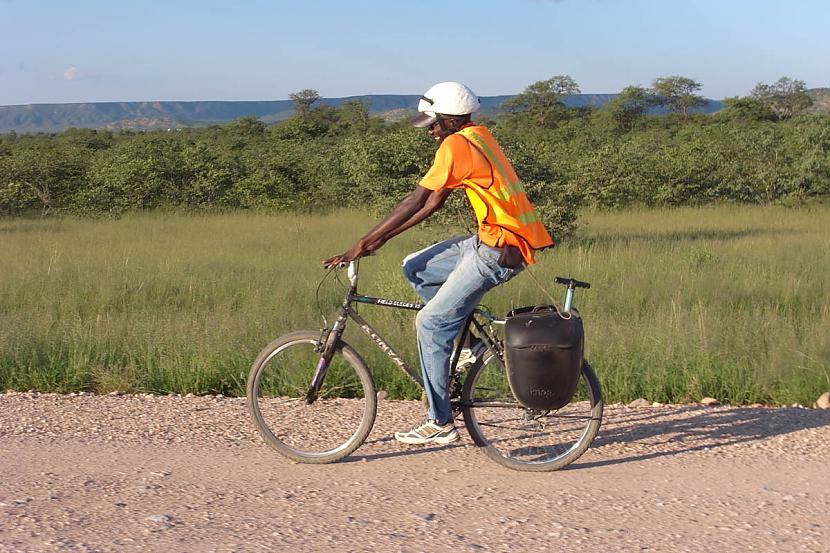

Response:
(324, 82), (553, 445)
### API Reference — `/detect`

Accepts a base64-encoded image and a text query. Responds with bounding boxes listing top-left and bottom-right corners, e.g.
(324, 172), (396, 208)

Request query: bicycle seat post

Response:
(554, 276), (591, 314)
(563, 285), (576, 313)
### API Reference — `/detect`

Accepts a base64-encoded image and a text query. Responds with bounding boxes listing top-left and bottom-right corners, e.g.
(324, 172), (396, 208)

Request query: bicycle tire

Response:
(246, 330), (377, 464)
(461, 355), (603, 472)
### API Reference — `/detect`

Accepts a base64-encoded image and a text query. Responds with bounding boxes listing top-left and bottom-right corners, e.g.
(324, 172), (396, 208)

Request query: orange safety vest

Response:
(455, 126), (554, 264)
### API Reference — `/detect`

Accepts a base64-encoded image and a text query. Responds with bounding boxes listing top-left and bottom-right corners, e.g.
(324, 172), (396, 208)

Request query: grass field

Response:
(1, 205), (828, 405)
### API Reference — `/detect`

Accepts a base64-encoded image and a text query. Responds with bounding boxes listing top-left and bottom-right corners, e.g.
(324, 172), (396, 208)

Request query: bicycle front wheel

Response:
(246, 330), (377, 464)
(461, 354), (603, 472)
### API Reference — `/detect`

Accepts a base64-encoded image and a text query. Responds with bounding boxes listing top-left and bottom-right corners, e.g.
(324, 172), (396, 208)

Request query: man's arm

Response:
(323, 185), (446, 267)
(364, 187), (451, 251)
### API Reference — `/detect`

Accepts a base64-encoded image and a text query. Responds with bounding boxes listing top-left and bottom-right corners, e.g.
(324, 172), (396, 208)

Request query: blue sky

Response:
(1, 0), (828, 106)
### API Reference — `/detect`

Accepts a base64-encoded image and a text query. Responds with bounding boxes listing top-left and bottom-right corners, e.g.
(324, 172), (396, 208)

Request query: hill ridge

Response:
(1, 93), (722, 133)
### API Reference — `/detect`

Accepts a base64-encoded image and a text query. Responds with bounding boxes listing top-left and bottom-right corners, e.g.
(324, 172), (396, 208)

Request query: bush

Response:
(2, 109), (829, 240)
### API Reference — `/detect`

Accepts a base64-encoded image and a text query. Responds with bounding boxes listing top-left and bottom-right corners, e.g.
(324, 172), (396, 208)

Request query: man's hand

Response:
(322, 241), (369, 268)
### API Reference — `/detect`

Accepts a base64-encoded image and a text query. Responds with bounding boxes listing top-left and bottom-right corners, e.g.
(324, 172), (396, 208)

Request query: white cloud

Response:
(63, 66), (80, 80)
(53, 66), (103, 81)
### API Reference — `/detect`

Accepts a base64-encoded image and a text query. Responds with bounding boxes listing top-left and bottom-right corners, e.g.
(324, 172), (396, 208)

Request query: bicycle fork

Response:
(306, 309), (349, 404)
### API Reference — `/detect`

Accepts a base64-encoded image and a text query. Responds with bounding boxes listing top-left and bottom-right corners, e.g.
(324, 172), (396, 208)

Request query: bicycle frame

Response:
(306, 261), (504, 403)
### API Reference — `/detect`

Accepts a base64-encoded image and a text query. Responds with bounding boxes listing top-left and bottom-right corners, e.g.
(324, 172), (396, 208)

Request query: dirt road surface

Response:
(1, 391), (828, 552)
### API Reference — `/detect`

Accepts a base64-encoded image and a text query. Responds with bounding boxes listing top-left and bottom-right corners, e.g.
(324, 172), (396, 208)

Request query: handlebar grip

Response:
(554, 276), (591, 289)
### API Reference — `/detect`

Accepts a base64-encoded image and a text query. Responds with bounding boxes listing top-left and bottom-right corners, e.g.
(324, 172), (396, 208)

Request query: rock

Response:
(749, 403), (764, 408)
(376, 390), (388, 401)
(700, 397), (720, 406)
(816, 392), (830, 410)
(651, 401), (663, 407)
(144, 514), (172, 524)
(627, 398), (651, 408)
(414, 512), (436, 521)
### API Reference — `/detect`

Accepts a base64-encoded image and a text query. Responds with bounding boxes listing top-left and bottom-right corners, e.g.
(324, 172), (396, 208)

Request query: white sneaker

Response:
(394, 420), (460, 445)
(454, 340), (488, 370)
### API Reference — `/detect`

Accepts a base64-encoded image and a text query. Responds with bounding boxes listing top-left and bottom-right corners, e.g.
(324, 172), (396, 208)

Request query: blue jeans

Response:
(402, 235), (520, 424)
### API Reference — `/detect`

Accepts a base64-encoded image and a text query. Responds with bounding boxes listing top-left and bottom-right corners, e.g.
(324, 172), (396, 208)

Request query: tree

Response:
(502, 75), (580, 127)
(603, 86), (660, 131)
(333, 100), (372, 135)
(60, 128), (114, 151)
(289, 89), (321, 114)
(224, 116), (266, 138)
(750, 77), (812, 119)
(652, 76), (706, 116)
(84, 135), (186, 213)
(0, 141), (87, 216)
(720, 96), (776, 121)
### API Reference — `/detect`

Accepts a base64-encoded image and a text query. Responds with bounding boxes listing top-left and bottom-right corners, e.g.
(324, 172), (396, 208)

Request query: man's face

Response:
(426, 117), (455, 143)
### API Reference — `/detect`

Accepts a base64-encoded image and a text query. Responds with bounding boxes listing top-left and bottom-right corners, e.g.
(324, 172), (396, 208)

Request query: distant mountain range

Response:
(0, 93), (732, 134)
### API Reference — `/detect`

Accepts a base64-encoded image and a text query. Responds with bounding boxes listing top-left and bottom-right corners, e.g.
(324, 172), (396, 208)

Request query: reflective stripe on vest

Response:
(457, 127), (553, 251)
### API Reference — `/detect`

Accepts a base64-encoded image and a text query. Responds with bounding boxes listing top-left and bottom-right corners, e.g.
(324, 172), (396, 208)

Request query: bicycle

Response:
(246, 260), (603, 471)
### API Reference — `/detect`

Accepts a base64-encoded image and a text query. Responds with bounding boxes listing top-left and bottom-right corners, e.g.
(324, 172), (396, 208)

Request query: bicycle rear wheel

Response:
(461, 353), (603, 472)
(246, 330), (377, 464)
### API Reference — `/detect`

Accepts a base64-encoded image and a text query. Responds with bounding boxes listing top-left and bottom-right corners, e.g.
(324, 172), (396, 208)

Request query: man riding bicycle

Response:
(324, 81), (553, 445)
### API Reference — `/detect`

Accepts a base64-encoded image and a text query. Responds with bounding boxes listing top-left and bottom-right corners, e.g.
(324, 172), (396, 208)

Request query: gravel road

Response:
(1, 391), (828, 553)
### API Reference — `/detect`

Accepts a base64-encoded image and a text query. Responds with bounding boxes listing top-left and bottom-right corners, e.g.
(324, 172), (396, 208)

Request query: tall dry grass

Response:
(1, 205), (828, 404)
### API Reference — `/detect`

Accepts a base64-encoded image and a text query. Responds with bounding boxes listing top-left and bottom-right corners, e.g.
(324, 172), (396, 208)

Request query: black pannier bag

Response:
(503, 305), (584, 410)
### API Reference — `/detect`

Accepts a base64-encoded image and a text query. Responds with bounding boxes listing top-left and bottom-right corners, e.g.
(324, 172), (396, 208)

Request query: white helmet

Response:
(411, 81), (480, 127)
